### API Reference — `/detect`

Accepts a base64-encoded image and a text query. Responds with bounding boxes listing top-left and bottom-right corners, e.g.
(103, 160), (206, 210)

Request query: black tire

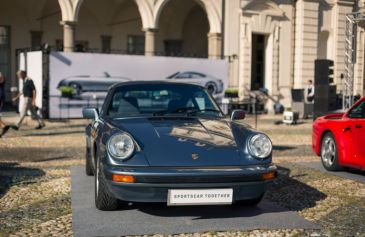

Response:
(235, 194), (264, 206)
(95, 160), (120, 211)
(69, 82), (82, 97)
(85, 137), (94, 176)
(320, 132), (342, 171)
(206, 82), (217, 95)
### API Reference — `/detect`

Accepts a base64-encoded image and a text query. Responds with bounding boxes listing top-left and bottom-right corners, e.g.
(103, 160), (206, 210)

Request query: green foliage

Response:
(59, 86), (74, 95)
(224, 88), (239, 94)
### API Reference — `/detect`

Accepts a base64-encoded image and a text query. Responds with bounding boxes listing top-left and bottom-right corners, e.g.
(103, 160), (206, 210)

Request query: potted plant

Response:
(59, 86), (74, 98)
(224, 88), (239, 98)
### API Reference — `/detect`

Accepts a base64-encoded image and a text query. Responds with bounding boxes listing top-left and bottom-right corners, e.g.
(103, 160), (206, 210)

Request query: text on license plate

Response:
(168, 189), (233, 206)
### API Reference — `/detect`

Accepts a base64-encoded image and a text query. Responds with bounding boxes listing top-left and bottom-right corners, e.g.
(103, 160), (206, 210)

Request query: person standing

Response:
(305, 80), (315, 104)
(12, 70), (45, 130)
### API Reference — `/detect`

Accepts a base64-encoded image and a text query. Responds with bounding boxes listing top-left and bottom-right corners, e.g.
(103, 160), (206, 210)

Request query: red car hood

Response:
(319, 113), (345, 121)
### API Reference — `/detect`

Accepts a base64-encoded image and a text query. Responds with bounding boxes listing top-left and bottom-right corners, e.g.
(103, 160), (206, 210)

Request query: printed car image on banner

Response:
(49, 52), (228, 119)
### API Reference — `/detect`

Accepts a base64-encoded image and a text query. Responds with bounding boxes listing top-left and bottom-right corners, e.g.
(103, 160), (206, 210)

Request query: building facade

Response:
(0, 0), (364, 109)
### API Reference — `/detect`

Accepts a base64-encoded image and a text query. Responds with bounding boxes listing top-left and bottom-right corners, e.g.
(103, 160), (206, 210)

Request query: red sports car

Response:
(312, 96), (365, 171)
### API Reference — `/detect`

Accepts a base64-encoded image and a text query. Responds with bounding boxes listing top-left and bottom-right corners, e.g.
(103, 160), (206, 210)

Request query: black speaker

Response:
(315, 59), (334, 85)
(314, 85), (337, 118)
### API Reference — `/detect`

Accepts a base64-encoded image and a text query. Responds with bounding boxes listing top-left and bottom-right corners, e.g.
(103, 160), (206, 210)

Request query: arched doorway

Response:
(156, 0), (209, 58)
(68, 0), (144, 53)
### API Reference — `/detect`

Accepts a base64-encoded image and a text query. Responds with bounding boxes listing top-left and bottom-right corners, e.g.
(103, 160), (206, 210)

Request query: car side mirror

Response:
(83, 107), (99, 120)
(231, 110), (246, 120)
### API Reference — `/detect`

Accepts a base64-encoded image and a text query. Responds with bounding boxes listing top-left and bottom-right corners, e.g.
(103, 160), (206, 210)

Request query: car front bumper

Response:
(101, 164), (277, 203)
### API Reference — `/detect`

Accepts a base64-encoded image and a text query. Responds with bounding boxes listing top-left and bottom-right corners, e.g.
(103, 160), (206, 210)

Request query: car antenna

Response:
(103, 72), (111, 78)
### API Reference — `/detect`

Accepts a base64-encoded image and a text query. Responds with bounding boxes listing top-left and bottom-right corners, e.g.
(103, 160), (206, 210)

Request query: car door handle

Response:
(343, 126), (351, 133)
(355, 125), (363, 129)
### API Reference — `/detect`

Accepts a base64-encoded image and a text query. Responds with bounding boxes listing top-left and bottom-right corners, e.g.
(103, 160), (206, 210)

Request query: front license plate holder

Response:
(167, 189), (233, 206)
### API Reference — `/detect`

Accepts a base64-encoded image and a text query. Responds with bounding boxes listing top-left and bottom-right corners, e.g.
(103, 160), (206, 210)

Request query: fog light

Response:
(112, 174), (135, 183)
(261, 171), (277, 180)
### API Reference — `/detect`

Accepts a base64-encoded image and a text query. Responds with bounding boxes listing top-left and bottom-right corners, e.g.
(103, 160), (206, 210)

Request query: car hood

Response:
(109, 117), (250, 167)
(318, 113), (345, 121)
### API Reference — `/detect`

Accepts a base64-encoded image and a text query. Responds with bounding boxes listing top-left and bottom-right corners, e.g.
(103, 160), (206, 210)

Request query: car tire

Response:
(70, 82), (82, 97)
(85, 137), (94, 176)
(235, 194), (264, 206)
(320, 132), (342, 171)
(206, 82), (217, 95)
(95, 159), (120, 211)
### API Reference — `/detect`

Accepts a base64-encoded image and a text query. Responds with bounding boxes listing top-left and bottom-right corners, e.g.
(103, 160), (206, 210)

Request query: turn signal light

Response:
(261, 171), (277, 181)
(112, 174), (135, 183)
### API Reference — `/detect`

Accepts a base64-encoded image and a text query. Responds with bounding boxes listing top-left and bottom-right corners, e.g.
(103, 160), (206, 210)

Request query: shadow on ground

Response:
(121, 201), (286, 219)
(0, 162), (45, 198)
(265, 166), (327, 211)
(23, 130), (84, 137)
(0, 147), (80, 162)
(272, 145), (313, 157)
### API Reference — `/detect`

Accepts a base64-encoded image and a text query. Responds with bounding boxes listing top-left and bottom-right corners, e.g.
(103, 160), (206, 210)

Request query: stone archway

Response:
(155, 0), (209, 58)
(153, 0), (221, 34)
(153, 0), (222, 58)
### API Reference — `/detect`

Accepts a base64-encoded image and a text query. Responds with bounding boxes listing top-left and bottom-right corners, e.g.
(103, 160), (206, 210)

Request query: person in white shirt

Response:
(12, 70), (45, 130)
(305, 80), (315, 104)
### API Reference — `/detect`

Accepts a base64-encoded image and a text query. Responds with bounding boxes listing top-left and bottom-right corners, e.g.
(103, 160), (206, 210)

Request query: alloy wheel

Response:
(322, 136), (336, 167)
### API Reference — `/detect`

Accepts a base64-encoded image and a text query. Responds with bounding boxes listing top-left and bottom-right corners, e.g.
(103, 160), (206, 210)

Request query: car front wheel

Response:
(321, 132), (342, 171)
(95, 160), (120, 211)
(206, 82), (217, 95)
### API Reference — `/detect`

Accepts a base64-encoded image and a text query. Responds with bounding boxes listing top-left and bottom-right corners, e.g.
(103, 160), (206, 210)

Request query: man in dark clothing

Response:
(12, 70), (45, 129)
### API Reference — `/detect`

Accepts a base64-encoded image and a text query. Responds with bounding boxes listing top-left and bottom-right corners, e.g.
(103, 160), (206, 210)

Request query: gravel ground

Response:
(0, 115), (365, 237)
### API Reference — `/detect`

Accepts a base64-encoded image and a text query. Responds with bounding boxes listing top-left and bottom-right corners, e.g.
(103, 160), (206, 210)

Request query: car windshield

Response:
(106, 83), (222, 118)
(166, 72), (179, 79)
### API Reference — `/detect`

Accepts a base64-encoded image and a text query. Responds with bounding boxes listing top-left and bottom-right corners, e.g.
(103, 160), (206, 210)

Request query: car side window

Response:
(191, 73), (205, 78)
(348, 101), (365, 119)
(176, 73), (191, 79)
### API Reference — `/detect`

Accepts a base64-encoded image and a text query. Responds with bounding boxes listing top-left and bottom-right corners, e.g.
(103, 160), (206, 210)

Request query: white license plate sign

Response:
(168, 189), (233, 206)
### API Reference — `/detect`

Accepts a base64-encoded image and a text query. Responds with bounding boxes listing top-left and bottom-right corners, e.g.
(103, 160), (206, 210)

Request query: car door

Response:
(189, 73), (207, 86)
(346, 99), (365, 167)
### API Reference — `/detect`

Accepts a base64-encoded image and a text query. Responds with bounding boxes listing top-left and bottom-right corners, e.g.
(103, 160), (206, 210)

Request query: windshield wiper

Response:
(187, 108), (221, 116)
(152, 107), (196, 116)
(152, 107), (221, 117)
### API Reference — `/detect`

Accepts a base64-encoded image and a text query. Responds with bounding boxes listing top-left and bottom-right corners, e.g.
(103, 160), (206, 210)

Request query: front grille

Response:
(135, 174), (261, 184)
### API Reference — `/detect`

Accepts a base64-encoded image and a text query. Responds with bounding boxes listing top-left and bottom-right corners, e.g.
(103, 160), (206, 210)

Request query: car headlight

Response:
(248, 134), (272, 159)
(107, 133), (135, 160)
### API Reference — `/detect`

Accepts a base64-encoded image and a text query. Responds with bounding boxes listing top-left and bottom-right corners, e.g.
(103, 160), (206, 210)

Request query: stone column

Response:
(208, 33), (222, 59)
(144, 28), (158, 56)
(60, 21), (76, 52)
(293, 0), (320, 89)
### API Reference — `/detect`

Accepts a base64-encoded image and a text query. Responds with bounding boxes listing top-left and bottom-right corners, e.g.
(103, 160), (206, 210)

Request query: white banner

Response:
(49, 52), (228, 119)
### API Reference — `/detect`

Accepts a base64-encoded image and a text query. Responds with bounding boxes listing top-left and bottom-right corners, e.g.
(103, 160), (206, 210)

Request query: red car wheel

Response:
(320, 132), (342, 171)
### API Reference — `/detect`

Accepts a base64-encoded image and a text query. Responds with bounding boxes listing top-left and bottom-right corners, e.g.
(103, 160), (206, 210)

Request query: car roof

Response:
(110, 80), (206, 90)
